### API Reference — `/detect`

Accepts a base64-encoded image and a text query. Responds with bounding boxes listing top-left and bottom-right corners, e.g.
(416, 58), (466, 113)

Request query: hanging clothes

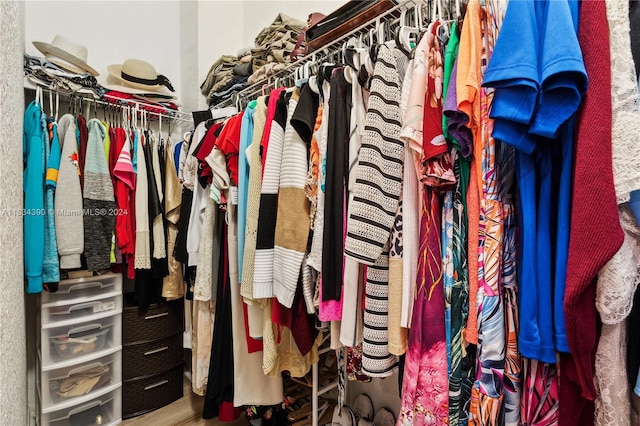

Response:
(24, 100), (46, 293)
(162, 136), (185, 299)
(43, 115), (61, 289)
(55, 113), (85, 270)
(83, 118), (115, 272)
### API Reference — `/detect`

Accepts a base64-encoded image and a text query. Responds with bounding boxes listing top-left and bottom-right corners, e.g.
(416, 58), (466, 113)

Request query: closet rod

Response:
(213, 0), (424, 110)
(24, 85), (194, 124)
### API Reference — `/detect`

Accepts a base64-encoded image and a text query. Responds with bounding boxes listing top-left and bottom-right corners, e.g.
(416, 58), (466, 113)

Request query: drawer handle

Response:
(68, 301), (102, 312)
(68, 282), (104, 292)
(144, 379), (169, 391)
(68, 361), (103, 376)
(69, 399), (102, 415)
(144, 312), (169, 320)
(144, 346), (169, 356)
(68, 323), (102, 335)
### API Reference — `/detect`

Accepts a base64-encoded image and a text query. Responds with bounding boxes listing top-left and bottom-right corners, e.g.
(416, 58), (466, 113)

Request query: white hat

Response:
(33, 35), (99, 76)
(102, 75), (176, 98)
(106, 59), (175, 93)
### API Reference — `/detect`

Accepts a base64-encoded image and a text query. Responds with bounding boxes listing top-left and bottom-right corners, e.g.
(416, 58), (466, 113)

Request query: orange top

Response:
(466, 160), (480, 345)
(457, 0), (484, 345)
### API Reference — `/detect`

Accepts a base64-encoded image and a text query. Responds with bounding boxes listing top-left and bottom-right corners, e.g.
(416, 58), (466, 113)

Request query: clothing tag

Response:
(93, 301), (116, 313)
(230, 186), (238, 205)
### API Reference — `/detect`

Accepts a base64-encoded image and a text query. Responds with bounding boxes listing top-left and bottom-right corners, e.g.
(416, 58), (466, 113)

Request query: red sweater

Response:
(560, 1), (624, 424)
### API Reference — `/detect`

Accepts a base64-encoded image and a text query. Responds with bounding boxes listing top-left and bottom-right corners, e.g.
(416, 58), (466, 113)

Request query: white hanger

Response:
(415, 3), (425, 31)
(304, 61), (311, 79)
(377, 19), (386, 43)
(35, 86), (42, 107)
(124, 106), (129, 130)
(54, 91), (59, 121)
(398, 7), (419, 52)
(431, 0), (438, 23)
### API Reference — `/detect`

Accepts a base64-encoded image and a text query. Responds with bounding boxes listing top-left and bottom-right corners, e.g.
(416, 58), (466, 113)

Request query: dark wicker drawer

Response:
(123, 365), (183, 419)
(123, 302), (183, 344)
(123, 332), (183, 380)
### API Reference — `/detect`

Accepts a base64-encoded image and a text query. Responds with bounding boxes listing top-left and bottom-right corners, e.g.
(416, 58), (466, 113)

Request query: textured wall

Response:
(0, 1), (27, 425)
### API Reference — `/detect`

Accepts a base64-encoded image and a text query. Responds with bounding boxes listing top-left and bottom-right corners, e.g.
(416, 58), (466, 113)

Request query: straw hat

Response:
(106, 59), (175, 93)
(33, 34), (99, 76)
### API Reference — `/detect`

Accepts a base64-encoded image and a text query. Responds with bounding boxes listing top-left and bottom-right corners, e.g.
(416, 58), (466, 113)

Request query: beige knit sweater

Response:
(241, 96), (268, 303)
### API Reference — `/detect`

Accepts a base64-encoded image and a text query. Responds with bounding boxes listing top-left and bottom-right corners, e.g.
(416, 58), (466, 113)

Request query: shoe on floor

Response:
(372, 408), (395, 426)
(352, 394), (374, 422)
(332, 405), (356, 426)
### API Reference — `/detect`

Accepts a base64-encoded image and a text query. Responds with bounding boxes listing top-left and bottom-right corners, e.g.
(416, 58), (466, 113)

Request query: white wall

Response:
(25, 0), (344, 111)
(25, 1), (184, 102)
(197, 1), (244, 109)
(196, 0), (342, 109)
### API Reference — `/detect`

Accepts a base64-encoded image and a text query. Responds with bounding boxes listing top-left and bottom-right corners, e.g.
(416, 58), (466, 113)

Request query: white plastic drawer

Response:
(40, 348), (122, 412)
(41, 313), (122, 369)
(41, 386), (122, 426)
(41, 293), (122, 328)
(40, 274), (122, 305)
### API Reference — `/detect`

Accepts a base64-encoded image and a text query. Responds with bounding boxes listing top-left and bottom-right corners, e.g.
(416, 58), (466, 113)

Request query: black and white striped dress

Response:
(346, 44), (408, 377)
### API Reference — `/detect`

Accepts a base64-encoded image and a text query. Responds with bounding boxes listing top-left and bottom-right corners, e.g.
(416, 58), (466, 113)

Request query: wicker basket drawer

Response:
(123, 333), (183, 380)
(123, 365), (183, 419)
(123, 302), (183, 344)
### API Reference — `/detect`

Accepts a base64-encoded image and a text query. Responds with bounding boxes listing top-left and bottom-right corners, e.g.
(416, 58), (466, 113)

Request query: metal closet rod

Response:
(25, 85), (193, 124)
(213, 0), (425, 110)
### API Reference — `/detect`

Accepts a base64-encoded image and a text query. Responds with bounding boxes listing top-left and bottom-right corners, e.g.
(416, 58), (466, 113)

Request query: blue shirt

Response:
(483, 0), (586, 361)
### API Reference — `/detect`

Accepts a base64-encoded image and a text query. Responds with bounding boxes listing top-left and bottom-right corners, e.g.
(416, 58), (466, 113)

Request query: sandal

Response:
(288, 402), (313, 423)
(291, 400), (330, 426)
(56, 365), (111, 398)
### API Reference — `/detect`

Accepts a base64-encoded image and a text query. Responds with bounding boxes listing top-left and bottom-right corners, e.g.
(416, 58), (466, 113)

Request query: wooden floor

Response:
(121, 379), (247, 426)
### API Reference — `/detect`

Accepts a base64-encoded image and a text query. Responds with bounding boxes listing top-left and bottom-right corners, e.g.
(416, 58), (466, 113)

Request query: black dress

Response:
(203, 213), (235, 419)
